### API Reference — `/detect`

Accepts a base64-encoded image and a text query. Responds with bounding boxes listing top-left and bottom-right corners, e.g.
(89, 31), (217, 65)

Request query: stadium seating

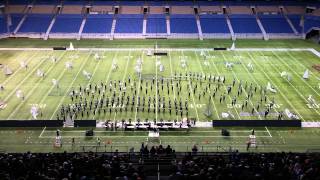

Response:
(200, 14), (229, 33)
(8, 14), (23, 32)
(0, 151), (319, 179)
(304, 16), (320, 33)
(0, 16), (7, 33)
(288, 14), (303, 33)
(18, 14), (52, 33)
(259, 14), (294, 33)
(115, 14), (143, 33)
(82, 14), (113, 33)
(0, 2), (317, 39)
(170, 14), (198, 33)
(146, 14), (167, 34)
(229, 14), (261, 33)
(51, 14), (82, 33)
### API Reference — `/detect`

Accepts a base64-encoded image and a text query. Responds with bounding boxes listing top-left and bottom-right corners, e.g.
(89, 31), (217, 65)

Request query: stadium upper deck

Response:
(0, 0), (319, 40)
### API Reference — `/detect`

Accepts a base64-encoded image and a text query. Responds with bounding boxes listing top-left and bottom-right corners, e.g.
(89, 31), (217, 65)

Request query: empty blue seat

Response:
(51, 14), (82, 33)
(230, 14), (261, 33)
(19, 14), (51, 33)
(288, 15), (302, 33)
(259, 14), (293, 33)
(200, 14), (229, 33)
(115, 14), (143, 33)
(8, 14), (23, 32)
(147, 14), (166, 33)
(83, 14), (113, 33)
(0, 17), (7, 33)
(170, 14), (198, 33)
(304, 16), (320, 33)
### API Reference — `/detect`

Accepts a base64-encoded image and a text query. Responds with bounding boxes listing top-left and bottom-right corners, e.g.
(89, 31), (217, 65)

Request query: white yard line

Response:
(73, 51), (106, 120)
(233, 51), (280, 116)
(220, 52), (262, 120)
(28, 52), (69, 120)
(155, 57), (160, 120)
(168, 52), (179, 121)
(112, 51), (131, 122)
(7, 52), (67, 119)
(2, 53), (49, 102)
(287, 51), (320, 80)
(92, 51), (119, 120)
(272, 51), (320, 97)
(2, 51), (40, 86)
(247, 52), (305, 121)
(277, 131), (286, 144)
(49, 52), (93, 120)
(38, 126), (46, 138)
(181, 50), (200, 122)
(265, 126), (272, 137)
(193, 51), (220, 120)
(262, 52), (320, 117)
(207, 51), (241, 119)
(134, 52), (143, 122)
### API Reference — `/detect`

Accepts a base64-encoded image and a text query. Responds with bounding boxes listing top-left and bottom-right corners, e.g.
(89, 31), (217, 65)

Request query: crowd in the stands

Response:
(171, 152), (320, 180)
(0, 147), (319, 180)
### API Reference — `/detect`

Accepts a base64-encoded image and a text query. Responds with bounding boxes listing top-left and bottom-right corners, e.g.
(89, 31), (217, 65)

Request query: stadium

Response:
(0, 0), (320, 179)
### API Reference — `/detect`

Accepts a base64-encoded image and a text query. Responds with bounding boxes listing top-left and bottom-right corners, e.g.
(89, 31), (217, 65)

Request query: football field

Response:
(0, 47), (320, 121)
(0, 39), (320, 153)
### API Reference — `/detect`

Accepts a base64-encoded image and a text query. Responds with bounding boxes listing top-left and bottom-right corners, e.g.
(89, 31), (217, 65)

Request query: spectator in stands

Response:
(192, 145), (198, 155)
(150, 146), (156, 155)
(166, 145), (173, 155)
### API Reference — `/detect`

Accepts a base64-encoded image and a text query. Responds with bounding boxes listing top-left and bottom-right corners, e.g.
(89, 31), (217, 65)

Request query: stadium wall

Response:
(212, 120), (301, 127)
(0, 120), (63, 127)
(0, 120), (96, 127)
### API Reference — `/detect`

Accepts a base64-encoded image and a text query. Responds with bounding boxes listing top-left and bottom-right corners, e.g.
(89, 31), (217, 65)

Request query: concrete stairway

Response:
(166, 15), (170, 35)
(195, 15), (203, 40)
(225, 14), (235, 40)
(143, 15), (147, 36)
(77, 15), (87, 40)
(256, 15), (269, 40)
(44, 5), (61, 40)
(283, 14), (299, 35)
(13, 5), (32, 34)
(110, 16), (117, 40)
